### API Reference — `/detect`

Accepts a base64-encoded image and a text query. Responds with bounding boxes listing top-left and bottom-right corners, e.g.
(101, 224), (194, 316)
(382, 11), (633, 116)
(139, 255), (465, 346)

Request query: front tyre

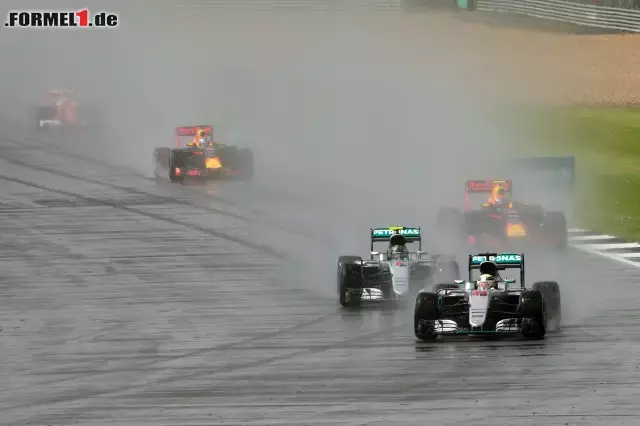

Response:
(518, 290), (546, 339)
(532, 281), (561, 330)
(414, 291), (439, 341)
(337, 256), (363, 308)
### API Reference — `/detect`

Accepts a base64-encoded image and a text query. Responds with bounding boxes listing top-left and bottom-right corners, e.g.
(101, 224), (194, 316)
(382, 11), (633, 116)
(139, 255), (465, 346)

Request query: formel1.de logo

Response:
(4, 9), (119, 29)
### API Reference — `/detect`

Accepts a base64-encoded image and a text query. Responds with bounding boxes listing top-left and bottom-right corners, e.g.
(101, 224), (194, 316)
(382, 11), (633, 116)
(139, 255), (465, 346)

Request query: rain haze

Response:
(0, 0), (598, 323)
(2, 1), (637, 424)
(0, 0), (562, 242)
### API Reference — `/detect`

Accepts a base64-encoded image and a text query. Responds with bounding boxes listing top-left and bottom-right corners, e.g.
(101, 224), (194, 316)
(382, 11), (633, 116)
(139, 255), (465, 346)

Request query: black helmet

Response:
(479, 261), (499, 276)
(389, 234), (407, 246)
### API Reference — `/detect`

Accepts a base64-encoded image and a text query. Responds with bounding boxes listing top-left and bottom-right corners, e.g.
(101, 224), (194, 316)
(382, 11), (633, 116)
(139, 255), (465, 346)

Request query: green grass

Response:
(516, 107), (640, 241)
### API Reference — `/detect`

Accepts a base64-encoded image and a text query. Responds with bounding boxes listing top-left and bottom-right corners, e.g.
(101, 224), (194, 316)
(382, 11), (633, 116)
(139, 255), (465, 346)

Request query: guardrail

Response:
(475, 0), (640, 32)
(172, 0), (403, 9)
(562, 0), (638, 9)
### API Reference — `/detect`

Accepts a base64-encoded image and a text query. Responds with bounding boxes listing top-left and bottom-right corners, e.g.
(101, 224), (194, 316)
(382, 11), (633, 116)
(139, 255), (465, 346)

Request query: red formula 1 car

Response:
(154, 125), (253, 183)
(32, 88), (101, 131)
(437, 179), (567, 250)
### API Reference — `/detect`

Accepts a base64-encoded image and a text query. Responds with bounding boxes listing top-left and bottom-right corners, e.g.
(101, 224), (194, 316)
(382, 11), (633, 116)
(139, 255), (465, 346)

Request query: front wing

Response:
(417, 318), (540, 336)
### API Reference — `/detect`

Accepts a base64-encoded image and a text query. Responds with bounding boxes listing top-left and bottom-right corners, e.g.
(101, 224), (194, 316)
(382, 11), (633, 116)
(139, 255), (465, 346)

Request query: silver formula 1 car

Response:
(414, 252), (561, 340)
(337, 226), (460, 308)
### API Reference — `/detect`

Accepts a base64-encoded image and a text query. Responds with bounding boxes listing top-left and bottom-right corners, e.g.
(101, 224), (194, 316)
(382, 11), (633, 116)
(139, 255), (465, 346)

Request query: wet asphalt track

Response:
(3, 127), (640, 426)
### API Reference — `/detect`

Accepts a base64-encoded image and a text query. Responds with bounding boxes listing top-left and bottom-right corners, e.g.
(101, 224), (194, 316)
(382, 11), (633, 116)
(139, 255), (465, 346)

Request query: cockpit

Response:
(387, 235), (410, 260)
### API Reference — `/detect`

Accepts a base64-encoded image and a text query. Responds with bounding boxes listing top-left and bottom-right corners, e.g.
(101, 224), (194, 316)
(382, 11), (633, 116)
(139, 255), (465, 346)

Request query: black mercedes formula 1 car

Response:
(414, 252), (561, 341)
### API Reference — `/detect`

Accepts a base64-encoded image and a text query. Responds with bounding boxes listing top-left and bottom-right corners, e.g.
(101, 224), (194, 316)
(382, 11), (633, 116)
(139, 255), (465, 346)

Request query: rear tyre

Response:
(33, 106), (54, 132)
(168, 159), (182, 183)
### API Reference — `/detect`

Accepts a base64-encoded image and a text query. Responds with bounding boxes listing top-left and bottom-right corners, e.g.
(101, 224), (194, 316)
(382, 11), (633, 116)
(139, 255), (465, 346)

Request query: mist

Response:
(0, 1), (584, 303)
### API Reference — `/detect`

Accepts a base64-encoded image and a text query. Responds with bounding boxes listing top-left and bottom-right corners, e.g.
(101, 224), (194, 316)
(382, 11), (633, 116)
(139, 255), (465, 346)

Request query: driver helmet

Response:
(479, 261), (500, 277)
(389, 234), (407, 246)
(388, 244), (409, 259)
(493, 186), (507, 203)
(197, 130), (209, 146)
(476, 274), (496, 291)
(387, 234), (409, 259)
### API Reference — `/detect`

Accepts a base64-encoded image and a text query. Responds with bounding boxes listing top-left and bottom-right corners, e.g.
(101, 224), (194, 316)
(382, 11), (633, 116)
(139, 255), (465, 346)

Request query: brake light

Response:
(175, 168), (181, 176)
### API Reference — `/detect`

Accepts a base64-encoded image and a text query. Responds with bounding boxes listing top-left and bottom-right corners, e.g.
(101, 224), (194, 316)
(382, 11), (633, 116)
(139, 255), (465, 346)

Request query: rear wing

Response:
(468, 252), (525, 285)
(370, 226), (421, 251)
(176, 125), (213, 136)
(175, 125), (213, 147)
(464, 180), (512, 209)
(465, 180), (512, 194)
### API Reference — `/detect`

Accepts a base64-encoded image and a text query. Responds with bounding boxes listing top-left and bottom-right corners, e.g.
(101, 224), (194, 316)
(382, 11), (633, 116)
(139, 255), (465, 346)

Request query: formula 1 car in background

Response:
(32, 88), (102, 132)
(337, 226), (460, 308)
(437, 179), (568, 250)
(414, 252), (561, 341)
(154, 125), (253, 182)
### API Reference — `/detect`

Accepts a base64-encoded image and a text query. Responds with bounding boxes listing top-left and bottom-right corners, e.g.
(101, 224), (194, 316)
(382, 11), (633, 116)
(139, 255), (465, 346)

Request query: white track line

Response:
(581, 242), (640, 250)
(569, 235), (618, 241)
(568, 228), (640, 269)
(570, 244), (640, 269)
(618, 253), (640, 259)
(568, 228), (590, 233)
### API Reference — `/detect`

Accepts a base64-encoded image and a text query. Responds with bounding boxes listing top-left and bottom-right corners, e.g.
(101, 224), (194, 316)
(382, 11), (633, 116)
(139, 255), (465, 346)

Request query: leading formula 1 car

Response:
(154, 125), (253, 182)
(337, 226), (460, 308)
(32, 88), (102, 132)
(414, 252), (561, 341)
(437, 180), (568, 250)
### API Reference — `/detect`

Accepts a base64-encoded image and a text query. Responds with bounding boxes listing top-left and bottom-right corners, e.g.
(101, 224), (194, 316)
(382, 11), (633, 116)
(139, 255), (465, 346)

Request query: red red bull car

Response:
(154, 125), (253, 182)
(437, 179), (567, 250)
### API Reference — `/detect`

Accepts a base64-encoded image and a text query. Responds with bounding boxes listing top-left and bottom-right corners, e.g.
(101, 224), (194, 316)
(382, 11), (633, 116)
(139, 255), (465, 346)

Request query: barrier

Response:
(171, 0), (403, 10)
(475, 0), (640, 32)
